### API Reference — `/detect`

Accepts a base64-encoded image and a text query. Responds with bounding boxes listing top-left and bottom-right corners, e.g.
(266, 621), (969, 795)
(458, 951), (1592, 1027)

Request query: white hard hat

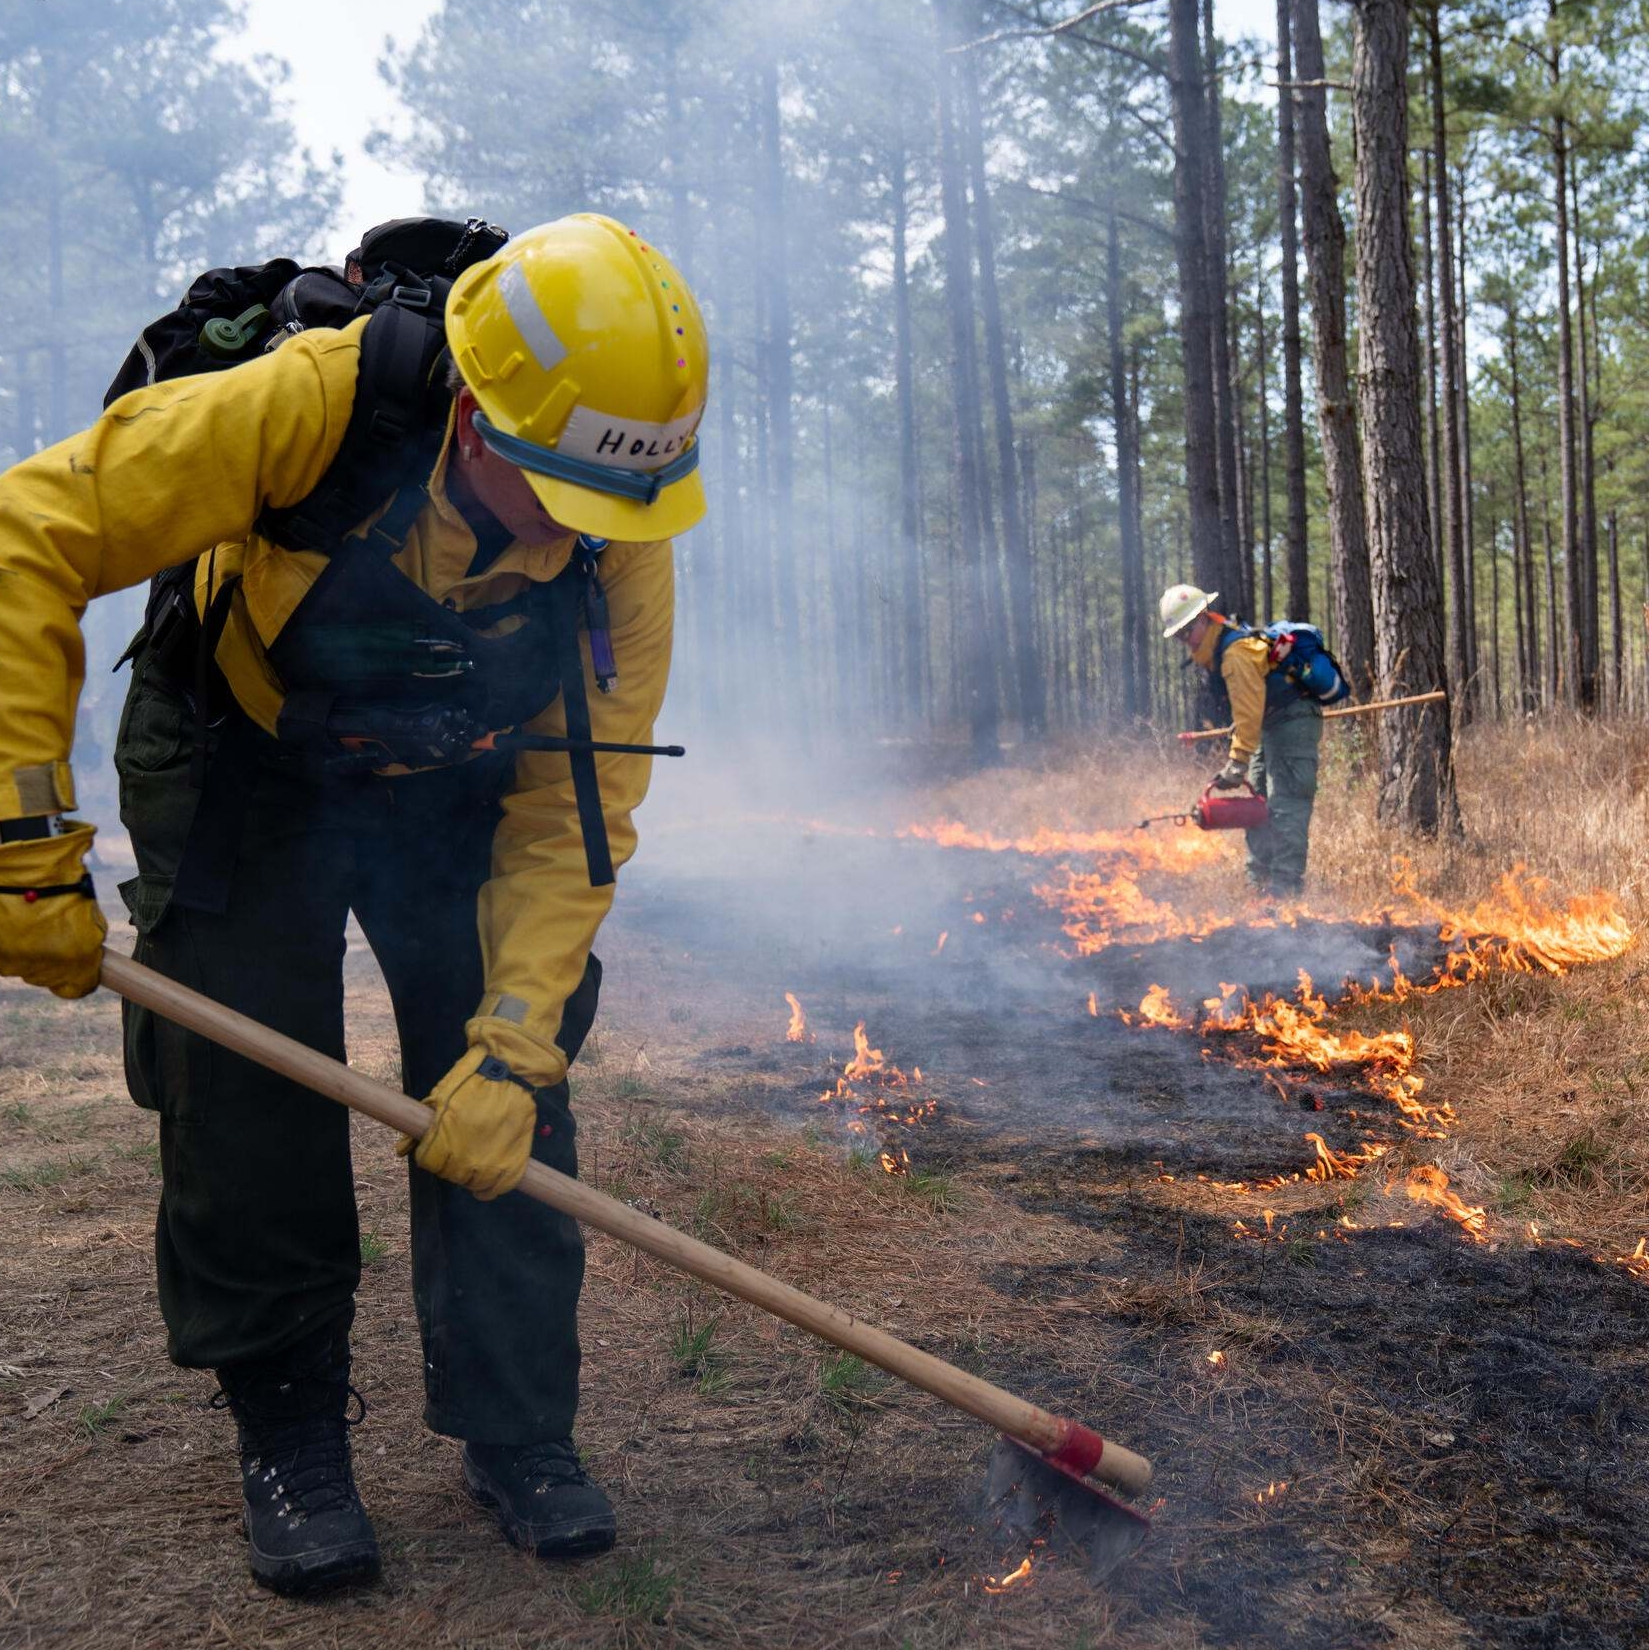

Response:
(1160, 583), (1217, 638)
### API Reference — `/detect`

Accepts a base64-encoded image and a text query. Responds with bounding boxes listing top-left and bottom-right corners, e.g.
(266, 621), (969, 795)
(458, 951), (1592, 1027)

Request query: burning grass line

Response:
(1394, 1166), (1489, 1241)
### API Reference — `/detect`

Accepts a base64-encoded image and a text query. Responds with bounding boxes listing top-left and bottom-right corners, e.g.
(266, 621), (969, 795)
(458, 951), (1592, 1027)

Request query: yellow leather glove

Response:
(397, 1029), (555, 1201)
(0, 821), (106, 998)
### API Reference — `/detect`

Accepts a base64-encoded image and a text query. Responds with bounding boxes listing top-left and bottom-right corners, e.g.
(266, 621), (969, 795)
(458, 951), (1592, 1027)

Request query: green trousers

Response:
(1243, 696), (1323, 896)
(114, 651), (597, 1444)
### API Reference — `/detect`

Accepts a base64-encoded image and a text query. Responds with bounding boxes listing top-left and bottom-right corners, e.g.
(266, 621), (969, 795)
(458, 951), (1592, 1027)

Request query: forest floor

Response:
(3, 714), (1648, 1650)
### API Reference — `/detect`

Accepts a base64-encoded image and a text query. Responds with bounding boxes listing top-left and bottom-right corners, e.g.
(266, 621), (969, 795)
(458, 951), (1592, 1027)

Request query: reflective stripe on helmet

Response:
(474, 412), (700, 505)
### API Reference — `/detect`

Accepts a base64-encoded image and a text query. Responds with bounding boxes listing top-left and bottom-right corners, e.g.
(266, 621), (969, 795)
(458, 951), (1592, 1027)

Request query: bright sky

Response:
(233, 0), (1279, 259)
(231, 0), (443, 257)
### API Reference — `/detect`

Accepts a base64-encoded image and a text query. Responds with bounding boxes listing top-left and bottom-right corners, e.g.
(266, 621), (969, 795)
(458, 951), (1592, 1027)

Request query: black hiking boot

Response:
(214, 1325), (381, 1597)
(462, 1438), (617, 1558)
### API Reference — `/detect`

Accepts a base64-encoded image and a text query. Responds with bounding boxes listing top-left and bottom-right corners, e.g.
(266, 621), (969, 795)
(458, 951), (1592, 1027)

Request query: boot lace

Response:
(511, 1438), (592, 1491)
(210, 1386), (368, 1526)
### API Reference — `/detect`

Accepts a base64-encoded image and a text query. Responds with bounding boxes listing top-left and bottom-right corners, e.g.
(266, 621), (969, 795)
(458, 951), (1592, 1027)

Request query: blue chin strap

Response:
(473, 412), (699, 506)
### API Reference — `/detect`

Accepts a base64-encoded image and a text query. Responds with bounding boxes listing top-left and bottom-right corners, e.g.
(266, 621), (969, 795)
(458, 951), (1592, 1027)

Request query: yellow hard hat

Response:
(445, 214), (709, 541)
(1159, 582), (1217, 638)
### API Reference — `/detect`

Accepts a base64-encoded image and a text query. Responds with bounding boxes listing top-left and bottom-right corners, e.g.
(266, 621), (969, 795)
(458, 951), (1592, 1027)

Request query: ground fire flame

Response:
(789, 1003), (941, 1175)
(981, 1555), (1035, 1594)
(784, 992), (812, 1044)
(910, 811), (1639, 1271)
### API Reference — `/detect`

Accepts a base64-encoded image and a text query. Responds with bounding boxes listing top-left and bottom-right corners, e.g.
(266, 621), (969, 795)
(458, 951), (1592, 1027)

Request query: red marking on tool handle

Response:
(1043, 1416), (1107, 1478)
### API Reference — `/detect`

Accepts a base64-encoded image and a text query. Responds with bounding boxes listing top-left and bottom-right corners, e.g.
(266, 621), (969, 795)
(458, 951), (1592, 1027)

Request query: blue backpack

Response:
(1216, 620), (1352, 707)
(1259, 621), (1352, 706)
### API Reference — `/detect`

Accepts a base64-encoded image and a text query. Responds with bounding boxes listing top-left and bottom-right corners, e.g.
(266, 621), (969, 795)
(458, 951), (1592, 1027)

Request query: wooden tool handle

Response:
(1176, 688), (1447, 743)
(100, 949), (1152, 1499)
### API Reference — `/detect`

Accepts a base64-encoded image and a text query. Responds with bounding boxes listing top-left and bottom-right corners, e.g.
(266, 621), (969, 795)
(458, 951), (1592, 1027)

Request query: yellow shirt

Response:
(0, 317), (675, 1085)
(1191, 622), (1273, 765)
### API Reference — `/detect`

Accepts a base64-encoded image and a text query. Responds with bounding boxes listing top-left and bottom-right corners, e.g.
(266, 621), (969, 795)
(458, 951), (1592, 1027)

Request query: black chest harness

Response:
(132, 301), (680, 910)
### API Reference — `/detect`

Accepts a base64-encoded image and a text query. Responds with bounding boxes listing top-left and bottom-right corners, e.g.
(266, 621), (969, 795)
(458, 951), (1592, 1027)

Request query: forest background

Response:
(2, 0), (1646, 799)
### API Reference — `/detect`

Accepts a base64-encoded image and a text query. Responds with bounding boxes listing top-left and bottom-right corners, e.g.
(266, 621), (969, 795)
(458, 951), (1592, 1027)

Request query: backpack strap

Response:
(547, 576), (615, 889)
(1211, 621), (1249, 666)
(257, 300), (451, 557)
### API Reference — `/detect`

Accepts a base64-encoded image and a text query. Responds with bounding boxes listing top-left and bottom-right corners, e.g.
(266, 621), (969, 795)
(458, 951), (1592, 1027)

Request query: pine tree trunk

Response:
(757, 58), (799, 675)
(1489, 518), (1501, 717)
(1503, 298), (1538, 709)
(1275, 0), (1310, 620)
(1293, 0), (1374, 690)
(1549, 18), (1581, 707)
(934, 0), (999, 758)
(1241, 287), (1247, 584)
(850, 411), (872, 726)
(1455, 170), (1479, 698)
(1257, 271), (1274, 622)
(821, 389), (843, 725)
(1130, 350), (1149, 710)
(1202, 0), (1246, 611)
(1540, 444), (1560, 706)
(1608, 507), (1622, 707)
(1351, 0), (1458, 832)
(710, 132), (745, 722)
(1420, 152), (1442, 591)
(1427, 9), (1469, 719)
(1109, 204), (1148, 721)
(1167, 0), (1229, 603)
(1512, 504), (1527, 709)
(890, 137), (925, 726)
(1572, 153), (1600, 707)
(961, 33), (1043, 735)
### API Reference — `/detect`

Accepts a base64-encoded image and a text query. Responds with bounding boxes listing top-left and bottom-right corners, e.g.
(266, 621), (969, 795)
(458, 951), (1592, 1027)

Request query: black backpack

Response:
(105, 215), (507, 408)
(112, 215), (510, 698)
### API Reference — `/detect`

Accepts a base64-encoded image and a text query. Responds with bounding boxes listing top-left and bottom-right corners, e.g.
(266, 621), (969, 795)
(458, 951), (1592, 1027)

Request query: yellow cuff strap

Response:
(0, 762), (76, 821)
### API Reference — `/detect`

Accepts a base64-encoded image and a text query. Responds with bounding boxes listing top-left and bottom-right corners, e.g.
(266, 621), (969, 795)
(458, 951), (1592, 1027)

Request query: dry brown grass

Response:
(3, 713), (1648, 1648)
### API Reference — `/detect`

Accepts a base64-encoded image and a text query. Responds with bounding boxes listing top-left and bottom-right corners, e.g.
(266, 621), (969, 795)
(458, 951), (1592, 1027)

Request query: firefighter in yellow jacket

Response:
(1160, 583), (1323, 895)
(0, 216), (705, 1594)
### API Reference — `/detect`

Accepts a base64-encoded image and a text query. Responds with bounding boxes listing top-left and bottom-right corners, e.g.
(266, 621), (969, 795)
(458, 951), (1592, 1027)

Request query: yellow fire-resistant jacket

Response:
(1190, 620), (1272, 765)
(0, 316), (674, 1087)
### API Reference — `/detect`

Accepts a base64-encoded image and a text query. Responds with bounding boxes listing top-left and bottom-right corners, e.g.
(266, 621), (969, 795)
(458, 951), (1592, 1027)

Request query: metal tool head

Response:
(982, 1436), (1151, 1583)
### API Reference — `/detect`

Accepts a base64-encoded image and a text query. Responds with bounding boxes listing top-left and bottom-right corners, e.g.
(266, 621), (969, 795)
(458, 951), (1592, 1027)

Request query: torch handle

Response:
(98, 949), (1153, 1500)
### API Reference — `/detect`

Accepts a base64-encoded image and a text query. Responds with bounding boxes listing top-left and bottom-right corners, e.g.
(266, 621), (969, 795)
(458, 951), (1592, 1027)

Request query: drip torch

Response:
(1138, 781), (1269, 833)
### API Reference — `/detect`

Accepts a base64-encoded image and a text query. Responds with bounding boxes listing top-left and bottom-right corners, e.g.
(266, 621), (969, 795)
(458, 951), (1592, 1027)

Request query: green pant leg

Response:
(1244, 744), (1272, 889)
(116, 660), (363, 1370)
(1250, 701), (1322, 895)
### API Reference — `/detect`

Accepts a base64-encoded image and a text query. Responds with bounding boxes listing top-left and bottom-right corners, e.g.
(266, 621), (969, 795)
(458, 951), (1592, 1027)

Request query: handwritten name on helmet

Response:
(558, 404), (702, 473)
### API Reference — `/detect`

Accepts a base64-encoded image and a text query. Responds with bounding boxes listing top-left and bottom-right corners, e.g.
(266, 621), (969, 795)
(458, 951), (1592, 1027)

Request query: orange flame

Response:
(901, 818), (1223, 866)
(843, 1021), (888, 1082)
(784, 992), (811, 1044)
(1398, 1165), (1488, 1241)
(1130, 984), (1189, 1029)
(818, 1021), (941, 1156)
(982, 1556), (1034, 1594)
